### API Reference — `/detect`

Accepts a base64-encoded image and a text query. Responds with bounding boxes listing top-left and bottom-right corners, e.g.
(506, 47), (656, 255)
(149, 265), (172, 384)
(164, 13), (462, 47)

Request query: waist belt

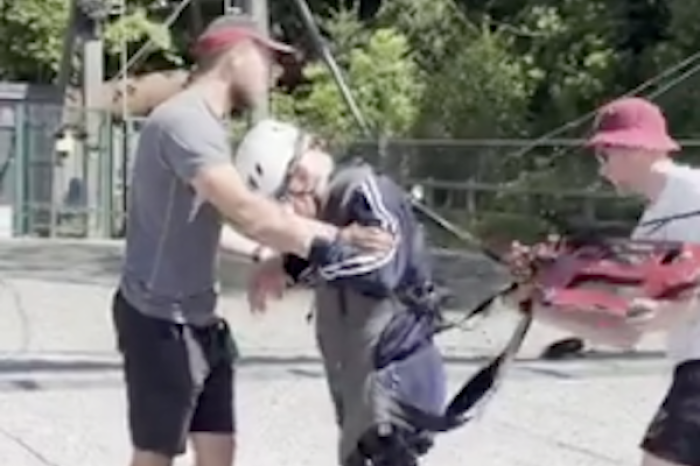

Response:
(391, 293), (532, 434)
(373, 281), (442, 369)
(395, 282), (444, 310)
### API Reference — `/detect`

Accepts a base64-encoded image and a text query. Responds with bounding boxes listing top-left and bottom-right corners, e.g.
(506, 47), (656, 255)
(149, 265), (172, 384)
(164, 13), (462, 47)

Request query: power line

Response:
(507, 48), (700, 161)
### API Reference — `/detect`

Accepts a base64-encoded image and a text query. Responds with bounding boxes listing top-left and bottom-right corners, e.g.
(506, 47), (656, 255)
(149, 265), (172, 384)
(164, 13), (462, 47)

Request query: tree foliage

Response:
(0, 0), (181, 83)
(0, 0), (70, 81)
(103, 5), (183, 68)
(271, 10), (423, 148)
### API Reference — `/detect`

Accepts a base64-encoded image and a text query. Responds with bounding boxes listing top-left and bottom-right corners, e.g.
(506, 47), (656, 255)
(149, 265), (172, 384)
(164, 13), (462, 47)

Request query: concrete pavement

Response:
(0, 239), (674, 466)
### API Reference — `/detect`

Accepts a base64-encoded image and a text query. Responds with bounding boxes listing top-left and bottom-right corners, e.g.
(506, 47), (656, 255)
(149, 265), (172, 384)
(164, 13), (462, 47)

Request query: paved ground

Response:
(0, 239), (676, 466)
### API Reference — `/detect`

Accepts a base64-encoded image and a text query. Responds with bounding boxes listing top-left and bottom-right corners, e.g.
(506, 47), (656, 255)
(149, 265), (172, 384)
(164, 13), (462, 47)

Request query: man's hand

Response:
(502, 235), (562, 306)
(504, 241), (536, 283)
(247, 257), (288, 314)
(504, 235), (561, 283)
(338, 223), (395, 252)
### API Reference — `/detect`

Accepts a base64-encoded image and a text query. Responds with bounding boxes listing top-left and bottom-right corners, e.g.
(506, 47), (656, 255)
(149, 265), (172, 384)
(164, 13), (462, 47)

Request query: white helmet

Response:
(234, 119), (306, 197)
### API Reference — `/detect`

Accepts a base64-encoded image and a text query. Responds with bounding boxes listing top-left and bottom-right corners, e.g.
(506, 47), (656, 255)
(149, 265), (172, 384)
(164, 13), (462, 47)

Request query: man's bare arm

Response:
(193, 163), (338, 258)
(156, 118), (390, 258)
(219, 223), (275, 261)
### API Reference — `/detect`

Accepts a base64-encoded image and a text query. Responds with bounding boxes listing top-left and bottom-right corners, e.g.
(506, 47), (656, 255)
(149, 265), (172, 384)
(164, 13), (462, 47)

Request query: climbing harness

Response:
(528, 238), (700, 316)
(421, 235), (700, 434)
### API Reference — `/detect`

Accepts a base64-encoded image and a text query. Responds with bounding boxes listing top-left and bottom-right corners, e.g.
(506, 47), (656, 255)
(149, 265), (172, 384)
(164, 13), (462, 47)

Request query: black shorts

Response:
(641, 360), (700, 466)
(112, 290), (238, 457)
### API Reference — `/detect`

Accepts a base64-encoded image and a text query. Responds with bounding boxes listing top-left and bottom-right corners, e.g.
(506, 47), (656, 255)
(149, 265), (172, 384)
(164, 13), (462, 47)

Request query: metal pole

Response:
(56, 0), (78, 101)
(190, 0), (204, 35)
(49, 0), (79, 239)
(243, 0), (269, 121)
(84, 21), (105, 237)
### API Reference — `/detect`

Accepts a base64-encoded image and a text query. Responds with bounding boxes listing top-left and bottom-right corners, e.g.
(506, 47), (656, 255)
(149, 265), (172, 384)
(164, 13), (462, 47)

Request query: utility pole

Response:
(244, 0), (269, 121)
(78, 0), (110, 238)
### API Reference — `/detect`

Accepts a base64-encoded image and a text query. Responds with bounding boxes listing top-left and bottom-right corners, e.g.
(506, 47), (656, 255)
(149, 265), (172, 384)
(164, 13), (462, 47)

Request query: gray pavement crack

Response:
(0, 425), (62, 466)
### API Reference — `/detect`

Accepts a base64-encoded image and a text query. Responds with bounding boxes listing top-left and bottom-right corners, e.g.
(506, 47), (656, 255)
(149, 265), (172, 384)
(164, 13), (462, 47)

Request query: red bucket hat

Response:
(192, 14), (295, 60)
(585, 97), (679, 152)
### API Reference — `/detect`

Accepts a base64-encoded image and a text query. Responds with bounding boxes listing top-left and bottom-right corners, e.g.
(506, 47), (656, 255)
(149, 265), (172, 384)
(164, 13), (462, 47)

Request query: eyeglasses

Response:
(273, 130), (309, 201)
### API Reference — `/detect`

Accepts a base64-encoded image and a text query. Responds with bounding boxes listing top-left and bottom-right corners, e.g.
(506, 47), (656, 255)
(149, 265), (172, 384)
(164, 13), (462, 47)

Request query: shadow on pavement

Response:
(0, 349), (668, 394)
(0, 358), (122, 374)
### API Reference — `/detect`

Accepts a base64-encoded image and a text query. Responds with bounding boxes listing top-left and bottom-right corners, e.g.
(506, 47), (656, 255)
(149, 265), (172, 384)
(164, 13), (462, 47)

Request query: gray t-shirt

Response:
(119, 87), (231, 326)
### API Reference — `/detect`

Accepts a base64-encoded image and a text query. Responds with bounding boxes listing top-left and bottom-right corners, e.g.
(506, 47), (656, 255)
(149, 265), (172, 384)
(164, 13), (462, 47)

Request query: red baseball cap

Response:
(585, 97), (679, 152)
(192, 14), (295, 60)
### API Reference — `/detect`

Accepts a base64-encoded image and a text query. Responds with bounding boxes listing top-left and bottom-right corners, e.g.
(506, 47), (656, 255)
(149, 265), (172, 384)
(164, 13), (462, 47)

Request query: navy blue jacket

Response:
(284, 163), (434, 300)
(284, 162), (446, 424)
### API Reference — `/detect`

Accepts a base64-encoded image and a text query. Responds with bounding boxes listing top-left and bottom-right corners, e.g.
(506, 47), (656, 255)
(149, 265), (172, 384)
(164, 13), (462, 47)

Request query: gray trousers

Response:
(314, 289), (446, 464)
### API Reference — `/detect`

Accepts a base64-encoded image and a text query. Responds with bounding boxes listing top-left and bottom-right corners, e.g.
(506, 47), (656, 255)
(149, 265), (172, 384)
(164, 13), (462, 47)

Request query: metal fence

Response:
(3, 102), (700, 244)
(0, 102), (119, 238)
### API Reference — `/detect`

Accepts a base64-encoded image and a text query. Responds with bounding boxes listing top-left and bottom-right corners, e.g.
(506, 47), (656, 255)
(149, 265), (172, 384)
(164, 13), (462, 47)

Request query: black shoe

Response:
(540, 337), (586, 360)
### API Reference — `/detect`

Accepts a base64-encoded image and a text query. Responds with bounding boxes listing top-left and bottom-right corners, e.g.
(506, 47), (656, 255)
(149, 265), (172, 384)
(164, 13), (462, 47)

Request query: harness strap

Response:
(394, 298), (533, 434)
(638, 209), (700, 234)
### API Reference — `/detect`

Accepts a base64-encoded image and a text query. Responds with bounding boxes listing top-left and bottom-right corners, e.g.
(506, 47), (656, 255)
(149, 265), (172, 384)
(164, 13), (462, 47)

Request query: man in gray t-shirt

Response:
(119, 85), (235, 327)
(112, 13), (392, 466)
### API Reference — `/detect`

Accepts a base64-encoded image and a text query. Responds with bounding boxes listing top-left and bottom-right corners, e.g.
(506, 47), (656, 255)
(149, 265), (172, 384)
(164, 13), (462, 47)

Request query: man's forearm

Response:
(214, 187), (336, 258)
(195, 164), (339, 258)
(219, 223), (270, 260)
(227, 197), (337, 258)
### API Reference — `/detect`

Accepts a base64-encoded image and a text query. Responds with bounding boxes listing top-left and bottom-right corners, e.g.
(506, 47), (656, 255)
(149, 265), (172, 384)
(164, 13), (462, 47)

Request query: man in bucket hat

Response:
(541, 96), (683, 360)
(586, 97), (681, 195)
(112, 12), (392, 466)
(508, 97), (700, 466)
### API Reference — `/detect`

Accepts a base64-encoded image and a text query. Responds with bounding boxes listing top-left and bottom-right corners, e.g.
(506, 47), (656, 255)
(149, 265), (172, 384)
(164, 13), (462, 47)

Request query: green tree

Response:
(103, 4), (183, 74)
(375, 0), (534, 139)
(375, 0), (470, 72)
(637, 0), (700, 140)
(0, 0), (179, 83)
(271, 13), (423, 149)
(0, 0), (70, 81)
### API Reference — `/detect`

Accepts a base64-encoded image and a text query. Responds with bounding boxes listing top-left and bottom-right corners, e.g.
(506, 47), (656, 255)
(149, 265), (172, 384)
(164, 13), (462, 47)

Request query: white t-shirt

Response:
(631, 160), (700, 363)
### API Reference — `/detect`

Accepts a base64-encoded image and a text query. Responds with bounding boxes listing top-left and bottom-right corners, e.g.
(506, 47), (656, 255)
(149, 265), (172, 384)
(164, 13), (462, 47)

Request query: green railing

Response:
(4, 102), (119, 238)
